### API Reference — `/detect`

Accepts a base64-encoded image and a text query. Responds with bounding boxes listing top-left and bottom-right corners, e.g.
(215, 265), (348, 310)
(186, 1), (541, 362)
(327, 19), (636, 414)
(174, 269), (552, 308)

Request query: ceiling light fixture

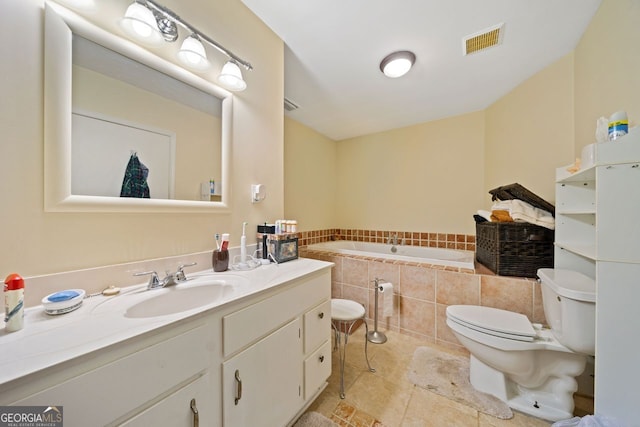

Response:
(379, 51), (416, 78)
(119, 0), (252, 91)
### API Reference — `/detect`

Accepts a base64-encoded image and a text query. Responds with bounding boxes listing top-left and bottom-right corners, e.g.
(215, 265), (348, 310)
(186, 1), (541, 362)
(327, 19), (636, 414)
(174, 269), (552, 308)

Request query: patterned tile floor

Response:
(304, 327), (593, 427)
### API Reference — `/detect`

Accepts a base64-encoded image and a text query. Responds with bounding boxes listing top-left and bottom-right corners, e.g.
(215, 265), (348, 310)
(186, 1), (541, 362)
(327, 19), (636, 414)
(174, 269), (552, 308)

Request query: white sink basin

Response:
(125, 283), (234, 318)
(92, 274), (249, 318)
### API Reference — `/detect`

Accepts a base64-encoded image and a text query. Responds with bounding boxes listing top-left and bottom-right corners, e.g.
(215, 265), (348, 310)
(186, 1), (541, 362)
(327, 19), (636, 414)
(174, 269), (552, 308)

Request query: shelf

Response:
(556, 209), (596, 215)
(557, 165), (595, 183)
(555, 242), (596, 261)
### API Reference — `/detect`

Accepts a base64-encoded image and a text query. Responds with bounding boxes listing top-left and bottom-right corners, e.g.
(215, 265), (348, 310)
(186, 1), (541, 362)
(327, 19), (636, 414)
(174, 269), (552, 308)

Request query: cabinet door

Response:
(120, 372), (216, 427)
(222, 318), (303, 427)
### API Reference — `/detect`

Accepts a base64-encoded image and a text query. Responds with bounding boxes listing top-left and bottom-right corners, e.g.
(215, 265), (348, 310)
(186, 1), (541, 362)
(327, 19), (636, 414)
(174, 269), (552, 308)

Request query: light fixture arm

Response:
(144, 0), (253, 71)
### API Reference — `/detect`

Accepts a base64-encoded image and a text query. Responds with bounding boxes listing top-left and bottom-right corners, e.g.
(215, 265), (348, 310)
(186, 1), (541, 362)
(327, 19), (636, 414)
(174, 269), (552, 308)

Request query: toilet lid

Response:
(447, 305), (537, 342)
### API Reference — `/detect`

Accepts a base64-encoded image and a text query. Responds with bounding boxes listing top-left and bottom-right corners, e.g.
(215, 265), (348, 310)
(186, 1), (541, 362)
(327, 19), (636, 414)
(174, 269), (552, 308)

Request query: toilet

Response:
(445, 268), (595, 422)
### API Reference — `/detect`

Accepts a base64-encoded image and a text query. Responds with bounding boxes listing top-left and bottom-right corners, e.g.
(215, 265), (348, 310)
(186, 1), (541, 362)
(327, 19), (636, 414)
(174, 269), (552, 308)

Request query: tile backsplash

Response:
(297, 228), (476, 252)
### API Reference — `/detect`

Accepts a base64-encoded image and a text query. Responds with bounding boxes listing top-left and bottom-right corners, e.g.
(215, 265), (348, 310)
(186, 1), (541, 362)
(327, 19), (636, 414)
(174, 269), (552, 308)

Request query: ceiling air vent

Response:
(284, 97), (299, 112)
(463, 23), (504, 56)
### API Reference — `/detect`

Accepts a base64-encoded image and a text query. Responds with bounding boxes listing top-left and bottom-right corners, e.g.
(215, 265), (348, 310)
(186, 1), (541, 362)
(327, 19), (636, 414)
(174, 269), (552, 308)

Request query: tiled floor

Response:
(304, 327), (593, 427)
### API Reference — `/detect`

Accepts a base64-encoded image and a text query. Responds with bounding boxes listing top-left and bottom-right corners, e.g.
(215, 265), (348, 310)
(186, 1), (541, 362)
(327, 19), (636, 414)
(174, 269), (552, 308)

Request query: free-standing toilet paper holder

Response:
(367, 278), (388, 344)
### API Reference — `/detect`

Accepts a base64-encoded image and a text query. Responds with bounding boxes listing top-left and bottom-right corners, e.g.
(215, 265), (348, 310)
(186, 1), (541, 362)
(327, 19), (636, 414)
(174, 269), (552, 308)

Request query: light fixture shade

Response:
(177, 35), (209, 71)
(380, 51), (416, 78)
(217, 60), (247, 92)
(120, 2), (163, 45)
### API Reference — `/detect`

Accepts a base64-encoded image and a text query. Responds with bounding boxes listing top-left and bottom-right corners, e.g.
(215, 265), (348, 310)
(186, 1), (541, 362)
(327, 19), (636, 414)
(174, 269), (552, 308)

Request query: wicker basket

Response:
(476, 183), (555, 278)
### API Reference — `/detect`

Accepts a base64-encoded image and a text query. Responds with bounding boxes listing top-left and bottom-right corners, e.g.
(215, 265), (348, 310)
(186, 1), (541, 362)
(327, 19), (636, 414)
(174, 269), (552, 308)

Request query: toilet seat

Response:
(447, 305), (537, 342)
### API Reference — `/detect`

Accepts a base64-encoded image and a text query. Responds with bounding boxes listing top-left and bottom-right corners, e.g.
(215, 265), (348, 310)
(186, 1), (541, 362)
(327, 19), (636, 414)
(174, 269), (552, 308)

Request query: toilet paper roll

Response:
(379, 282), (394, 317)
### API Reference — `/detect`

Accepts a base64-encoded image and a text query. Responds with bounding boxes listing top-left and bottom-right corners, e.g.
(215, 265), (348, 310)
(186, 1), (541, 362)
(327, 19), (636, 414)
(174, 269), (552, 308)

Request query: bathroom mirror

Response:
(44, 3), (232, 213)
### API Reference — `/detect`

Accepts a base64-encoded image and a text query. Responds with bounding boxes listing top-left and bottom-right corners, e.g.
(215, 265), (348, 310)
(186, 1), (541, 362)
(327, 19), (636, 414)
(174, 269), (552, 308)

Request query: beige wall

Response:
(0, 0), (283, 277)
(284, 116), (337, 231)
(484, 53), (575, 205)
(285, 1), (636, 234)
(574, 0), (640, 155)
(335, 112), (486, 234)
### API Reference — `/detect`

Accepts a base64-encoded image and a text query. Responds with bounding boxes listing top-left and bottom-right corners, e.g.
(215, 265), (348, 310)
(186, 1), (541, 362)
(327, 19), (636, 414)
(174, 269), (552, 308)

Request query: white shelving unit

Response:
(554, 129), (640, 425)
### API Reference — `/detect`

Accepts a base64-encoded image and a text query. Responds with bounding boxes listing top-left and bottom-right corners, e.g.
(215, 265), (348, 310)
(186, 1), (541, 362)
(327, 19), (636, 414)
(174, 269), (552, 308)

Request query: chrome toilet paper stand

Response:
(367, 277), (388, 344)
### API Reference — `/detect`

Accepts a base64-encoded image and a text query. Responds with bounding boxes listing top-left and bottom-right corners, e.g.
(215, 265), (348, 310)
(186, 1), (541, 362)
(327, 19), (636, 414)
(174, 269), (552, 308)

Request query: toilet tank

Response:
(537, 268), (596, 355)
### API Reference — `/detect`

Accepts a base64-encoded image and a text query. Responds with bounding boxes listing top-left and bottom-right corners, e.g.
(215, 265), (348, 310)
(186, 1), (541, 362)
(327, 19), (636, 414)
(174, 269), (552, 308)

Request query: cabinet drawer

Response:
(223, 270), (330, 357)
(304, 340), (331, 400)
(304, 299), (331, 353)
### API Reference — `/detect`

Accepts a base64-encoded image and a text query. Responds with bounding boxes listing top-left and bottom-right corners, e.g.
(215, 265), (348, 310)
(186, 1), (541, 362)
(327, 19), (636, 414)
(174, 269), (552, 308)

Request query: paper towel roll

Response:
(379, 282), (394, 317)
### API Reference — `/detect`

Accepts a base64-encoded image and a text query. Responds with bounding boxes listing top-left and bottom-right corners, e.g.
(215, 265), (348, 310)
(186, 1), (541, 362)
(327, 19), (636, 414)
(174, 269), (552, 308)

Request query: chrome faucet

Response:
(387, 233), (399, 253)
(135, 262), (197, 290)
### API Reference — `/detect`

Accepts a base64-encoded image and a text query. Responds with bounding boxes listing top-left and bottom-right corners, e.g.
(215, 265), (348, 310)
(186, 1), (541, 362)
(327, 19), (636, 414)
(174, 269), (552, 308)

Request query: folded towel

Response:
(509, 199), (555, 230)
(491, 210), (514, 222)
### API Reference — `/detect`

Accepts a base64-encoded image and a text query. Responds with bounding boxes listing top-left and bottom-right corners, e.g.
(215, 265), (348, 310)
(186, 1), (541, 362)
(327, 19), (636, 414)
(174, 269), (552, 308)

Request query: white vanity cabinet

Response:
(554, 132), (640, 425)
(220, 269), (332, 427)
(0, 261), (333, 427)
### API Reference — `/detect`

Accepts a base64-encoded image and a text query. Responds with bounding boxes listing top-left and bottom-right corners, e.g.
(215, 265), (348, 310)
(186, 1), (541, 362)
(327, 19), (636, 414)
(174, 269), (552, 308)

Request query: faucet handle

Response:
(134, 270), (161, 289)
(176, 262), (197, 282)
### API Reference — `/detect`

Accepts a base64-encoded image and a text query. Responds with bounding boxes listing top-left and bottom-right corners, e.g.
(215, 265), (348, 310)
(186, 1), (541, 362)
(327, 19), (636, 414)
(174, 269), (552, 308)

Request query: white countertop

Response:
(0, 258), (332, 387)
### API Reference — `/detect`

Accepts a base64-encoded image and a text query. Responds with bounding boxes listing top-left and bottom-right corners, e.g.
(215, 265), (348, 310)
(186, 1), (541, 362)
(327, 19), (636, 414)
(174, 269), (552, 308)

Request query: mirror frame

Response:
(44, 2), (232, 213)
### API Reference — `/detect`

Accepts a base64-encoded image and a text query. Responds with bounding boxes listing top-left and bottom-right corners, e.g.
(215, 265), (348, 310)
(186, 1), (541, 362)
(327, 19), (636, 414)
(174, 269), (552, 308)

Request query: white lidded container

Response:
(537, 268), (596, 355)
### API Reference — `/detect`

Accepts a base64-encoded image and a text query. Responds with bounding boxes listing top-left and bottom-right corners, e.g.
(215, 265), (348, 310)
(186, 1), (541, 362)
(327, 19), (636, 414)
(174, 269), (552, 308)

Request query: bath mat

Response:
(407, 347), (513, 419)
(293, 411), (338, 427)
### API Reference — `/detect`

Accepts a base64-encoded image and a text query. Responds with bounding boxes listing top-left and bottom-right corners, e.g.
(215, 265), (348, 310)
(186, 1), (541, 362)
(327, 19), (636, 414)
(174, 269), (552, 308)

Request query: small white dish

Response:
(42, 289), (86, 315)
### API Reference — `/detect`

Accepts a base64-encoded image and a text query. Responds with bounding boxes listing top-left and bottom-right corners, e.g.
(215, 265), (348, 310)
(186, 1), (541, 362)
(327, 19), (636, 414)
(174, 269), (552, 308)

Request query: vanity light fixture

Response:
(120, 1), (164, 46)
(218, 60), (247, 92)
(379, 50), (416, 78)
(119, 0), (252, 91)
(178, 34), (209, 71)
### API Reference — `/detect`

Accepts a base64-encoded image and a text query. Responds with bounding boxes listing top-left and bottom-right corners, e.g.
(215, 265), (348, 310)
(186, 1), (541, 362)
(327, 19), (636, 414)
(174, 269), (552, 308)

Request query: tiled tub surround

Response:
(296, 228), (476, 252)
(300, 248), (545, 350)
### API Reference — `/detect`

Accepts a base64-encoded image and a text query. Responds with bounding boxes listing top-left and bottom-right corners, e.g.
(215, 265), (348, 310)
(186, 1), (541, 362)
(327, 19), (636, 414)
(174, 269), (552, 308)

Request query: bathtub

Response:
(305, 240), (475, 269)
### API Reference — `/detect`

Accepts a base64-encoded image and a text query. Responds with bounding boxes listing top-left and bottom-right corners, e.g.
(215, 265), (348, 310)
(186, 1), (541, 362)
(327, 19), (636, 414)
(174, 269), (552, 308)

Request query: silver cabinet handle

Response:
(190, 398), (199, 427)
(234, 370), (242, 405)
(318, 312), (324, 319)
